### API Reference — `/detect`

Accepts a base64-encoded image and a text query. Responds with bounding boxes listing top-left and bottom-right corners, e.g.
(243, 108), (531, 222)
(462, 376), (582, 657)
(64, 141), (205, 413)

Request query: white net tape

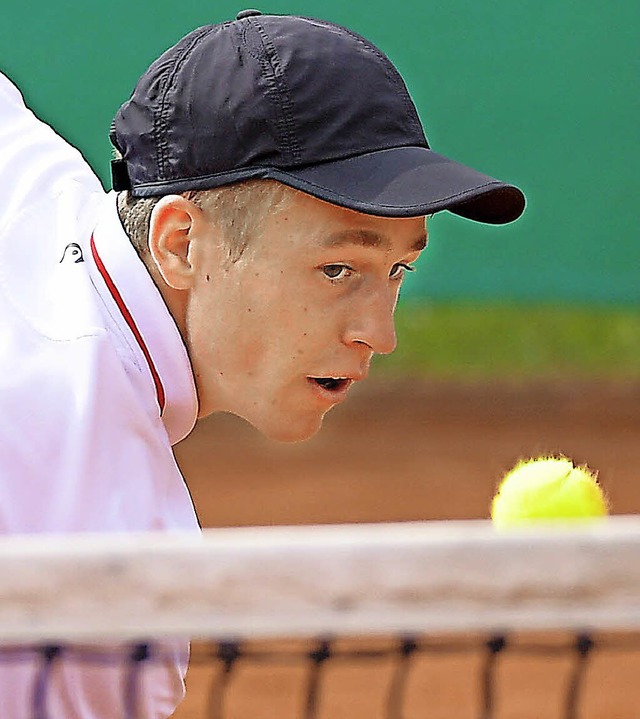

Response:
(0, 516), (639, 644)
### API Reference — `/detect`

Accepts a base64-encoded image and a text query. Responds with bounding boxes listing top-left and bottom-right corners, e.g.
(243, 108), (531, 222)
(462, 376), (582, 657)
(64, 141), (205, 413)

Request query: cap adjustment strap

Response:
(111, 159), (132, 191)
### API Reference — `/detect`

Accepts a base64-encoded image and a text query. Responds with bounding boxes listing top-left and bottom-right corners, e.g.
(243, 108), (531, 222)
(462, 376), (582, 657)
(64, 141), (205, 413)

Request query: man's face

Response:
(186, 191), (427, 441)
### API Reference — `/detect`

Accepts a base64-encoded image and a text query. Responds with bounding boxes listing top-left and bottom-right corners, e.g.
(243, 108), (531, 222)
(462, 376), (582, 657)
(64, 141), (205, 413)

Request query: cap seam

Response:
(287, 142), (429, 168)
(245, 17), (303, 164)
(155, 26), (214, 180)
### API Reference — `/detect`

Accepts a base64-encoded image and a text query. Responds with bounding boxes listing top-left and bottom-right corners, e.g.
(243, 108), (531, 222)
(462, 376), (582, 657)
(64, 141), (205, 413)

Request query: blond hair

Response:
(116, 179), (294, 262)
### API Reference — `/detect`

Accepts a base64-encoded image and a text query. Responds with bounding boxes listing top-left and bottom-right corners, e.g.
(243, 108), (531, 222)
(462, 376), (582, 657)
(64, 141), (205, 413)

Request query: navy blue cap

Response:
(110, 10), (525, 224)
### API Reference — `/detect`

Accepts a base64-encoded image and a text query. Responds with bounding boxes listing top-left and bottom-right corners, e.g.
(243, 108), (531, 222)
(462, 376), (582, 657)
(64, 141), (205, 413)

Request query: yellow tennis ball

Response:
(491, 456), (608, 529)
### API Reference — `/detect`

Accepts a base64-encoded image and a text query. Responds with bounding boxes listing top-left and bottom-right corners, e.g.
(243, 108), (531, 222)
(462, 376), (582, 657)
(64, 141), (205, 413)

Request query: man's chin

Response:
(252, 412), (326, 443)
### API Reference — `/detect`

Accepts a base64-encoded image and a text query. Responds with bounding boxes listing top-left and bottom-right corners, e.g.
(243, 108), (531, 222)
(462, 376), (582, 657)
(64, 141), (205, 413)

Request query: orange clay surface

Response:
(173, 378), (640, 719)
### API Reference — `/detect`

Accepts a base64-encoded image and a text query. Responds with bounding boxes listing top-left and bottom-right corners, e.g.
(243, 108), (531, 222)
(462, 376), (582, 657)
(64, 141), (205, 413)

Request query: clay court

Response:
(174, 378), (640, 718)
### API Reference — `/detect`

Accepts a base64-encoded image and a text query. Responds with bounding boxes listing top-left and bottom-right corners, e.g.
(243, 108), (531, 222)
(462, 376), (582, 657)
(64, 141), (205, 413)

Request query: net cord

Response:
(1, 518), (640, 643)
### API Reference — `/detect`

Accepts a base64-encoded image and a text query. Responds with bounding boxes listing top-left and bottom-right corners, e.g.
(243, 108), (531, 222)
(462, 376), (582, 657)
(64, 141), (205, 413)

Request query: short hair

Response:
(116, 179), (294, 263)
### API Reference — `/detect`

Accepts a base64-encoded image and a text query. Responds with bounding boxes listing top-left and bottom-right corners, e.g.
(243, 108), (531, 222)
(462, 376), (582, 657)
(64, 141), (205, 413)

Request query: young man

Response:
(0, 10), (524, 717)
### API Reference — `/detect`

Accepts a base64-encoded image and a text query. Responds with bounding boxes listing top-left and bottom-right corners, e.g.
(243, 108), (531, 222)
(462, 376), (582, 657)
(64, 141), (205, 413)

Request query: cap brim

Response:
(265, 146), (525, 224)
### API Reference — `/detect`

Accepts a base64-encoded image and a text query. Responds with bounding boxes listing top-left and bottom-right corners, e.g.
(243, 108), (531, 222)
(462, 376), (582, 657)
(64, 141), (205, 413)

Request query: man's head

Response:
(111, 11), (525, 440)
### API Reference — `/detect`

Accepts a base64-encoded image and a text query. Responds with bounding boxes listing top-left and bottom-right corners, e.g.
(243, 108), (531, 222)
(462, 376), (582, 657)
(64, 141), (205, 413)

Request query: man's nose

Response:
(343, 286), (398, 355)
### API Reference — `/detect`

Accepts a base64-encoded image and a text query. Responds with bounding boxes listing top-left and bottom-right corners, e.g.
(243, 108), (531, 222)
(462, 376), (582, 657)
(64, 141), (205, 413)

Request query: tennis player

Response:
(0, 10), (525, 717)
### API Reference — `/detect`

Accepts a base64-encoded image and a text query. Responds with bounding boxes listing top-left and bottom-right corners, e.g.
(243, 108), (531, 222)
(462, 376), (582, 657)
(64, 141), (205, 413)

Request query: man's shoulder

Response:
(0, 71), (104, 232)
(0, 189), (107, 342)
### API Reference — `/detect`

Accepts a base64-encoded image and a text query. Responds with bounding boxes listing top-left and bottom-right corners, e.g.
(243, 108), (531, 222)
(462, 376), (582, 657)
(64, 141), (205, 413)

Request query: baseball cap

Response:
(110, 10), (525, 224)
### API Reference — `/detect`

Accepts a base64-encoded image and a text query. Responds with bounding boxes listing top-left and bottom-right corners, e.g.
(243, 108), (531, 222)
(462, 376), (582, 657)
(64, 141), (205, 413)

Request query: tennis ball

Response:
(491, 456), (608, 529)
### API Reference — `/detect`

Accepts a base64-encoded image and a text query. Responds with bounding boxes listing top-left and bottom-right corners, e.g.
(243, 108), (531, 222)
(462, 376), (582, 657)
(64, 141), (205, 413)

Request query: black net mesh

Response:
(7, 631), (640, 719)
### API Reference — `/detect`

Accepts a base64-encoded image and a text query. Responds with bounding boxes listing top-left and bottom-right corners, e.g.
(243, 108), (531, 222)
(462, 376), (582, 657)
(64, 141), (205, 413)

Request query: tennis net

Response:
(2, 517), (640, 718)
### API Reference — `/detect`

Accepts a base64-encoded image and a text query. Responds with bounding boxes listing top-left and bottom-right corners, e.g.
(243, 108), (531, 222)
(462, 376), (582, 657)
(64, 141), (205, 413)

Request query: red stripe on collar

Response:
(90, 234), (166, 414)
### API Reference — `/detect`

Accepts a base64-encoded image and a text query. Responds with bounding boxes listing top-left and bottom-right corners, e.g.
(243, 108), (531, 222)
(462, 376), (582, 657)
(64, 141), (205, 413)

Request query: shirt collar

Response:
(90, 192), (198, 444)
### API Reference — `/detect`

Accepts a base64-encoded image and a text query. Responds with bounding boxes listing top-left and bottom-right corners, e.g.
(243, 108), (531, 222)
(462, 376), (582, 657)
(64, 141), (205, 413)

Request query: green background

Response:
(2, 1), (638, 307)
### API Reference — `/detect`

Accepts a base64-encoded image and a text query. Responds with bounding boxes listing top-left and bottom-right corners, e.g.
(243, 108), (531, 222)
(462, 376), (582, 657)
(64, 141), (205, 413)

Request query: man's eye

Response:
(322, 264), (352, 280)
(390, 263), (415, 279)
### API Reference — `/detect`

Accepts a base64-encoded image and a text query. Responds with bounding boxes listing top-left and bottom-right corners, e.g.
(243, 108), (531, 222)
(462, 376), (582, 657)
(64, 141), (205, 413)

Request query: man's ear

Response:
(147, 195), (208, 290)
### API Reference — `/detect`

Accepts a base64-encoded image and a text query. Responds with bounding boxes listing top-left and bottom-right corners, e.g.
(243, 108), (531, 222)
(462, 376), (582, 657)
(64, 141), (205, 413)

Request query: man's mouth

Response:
(309, 376), (351, 392)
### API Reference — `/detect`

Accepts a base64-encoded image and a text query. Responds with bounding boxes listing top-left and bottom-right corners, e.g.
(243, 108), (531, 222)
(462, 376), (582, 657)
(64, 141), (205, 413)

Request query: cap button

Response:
(236, 9), (262, 20)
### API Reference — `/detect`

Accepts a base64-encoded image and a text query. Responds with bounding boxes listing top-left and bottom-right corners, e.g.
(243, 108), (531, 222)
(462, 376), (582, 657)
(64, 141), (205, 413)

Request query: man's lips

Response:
(306, 370), (368, 396)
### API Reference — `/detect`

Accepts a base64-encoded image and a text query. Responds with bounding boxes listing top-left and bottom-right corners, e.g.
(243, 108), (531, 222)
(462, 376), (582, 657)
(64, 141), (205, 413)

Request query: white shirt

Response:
(0, 72), (200, 716)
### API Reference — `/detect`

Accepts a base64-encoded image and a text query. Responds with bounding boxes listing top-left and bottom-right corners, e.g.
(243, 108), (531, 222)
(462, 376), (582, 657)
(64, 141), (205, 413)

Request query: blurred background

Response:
(3, 1), (639, 526)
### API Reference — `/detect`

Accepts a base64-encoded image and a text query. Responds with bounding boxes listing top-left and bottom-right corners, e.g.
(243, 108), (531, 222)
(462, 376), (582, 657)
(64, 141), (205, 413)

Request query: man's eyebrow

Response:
(411, 233), (428, 251)
(321, 230), (428, 251)
(321, 230), (386, 248)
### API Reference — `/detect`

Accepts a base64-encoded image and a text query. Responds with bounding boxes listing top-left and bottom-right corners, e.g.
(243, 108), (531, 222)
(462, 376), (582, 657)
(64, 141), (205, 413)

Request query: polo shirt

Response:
(0, 71), (200, 716)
